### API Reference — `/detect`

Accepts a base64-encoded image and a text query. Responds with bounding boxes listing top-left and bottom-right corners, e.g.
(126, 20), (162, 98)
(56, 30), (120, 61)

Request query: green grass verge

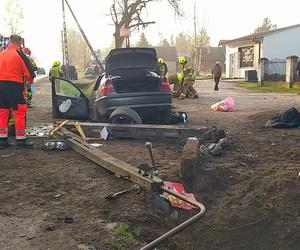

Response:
(239, 81), (300, 94)
(105, 223), (141, 250)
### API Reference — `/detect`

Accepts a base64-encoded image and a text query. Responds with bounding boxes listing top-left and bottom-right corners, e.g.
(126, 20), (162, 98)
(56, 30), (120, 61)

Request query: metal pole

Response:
(140, 185), (206, 250)
(61, 30), (65, 66)
(62, 0), (70, 79)
(64, 0), (104, 72)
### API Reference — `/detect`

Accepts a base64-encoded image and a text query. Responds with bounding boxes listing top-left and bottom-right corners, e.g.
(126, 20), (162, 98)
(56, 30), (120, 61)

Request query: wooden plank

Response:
(49, 119), (69, 136)
(56, 128), (162, 189)
(64, 122), (208, 140)
(75, 121), (87, 142)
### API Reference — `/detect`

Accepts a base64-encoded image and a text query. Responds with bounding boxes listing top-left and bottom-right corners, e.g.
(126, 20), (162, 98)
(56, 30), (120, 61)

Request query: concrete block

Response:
(180, 137), (200, 180)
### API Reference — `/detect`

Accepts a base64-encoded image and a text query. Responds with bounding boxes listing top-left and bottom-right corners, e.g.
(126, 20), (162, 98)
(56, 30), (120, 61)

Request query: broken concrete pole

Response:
(180, 137), (200, 180)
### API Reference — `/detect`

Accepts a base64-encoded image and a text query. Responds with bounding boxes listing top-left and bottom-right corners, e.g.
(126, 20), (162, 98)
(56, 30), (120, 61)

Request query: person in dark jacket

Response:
(0, 35), (35, 148)
(212, 61), (222, 91)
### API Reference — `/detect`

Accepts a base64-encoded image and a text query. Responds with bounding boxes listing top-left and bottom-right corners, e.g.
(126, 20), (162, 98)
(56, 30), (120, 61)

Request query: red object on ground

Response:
(162, 181), (198, 210)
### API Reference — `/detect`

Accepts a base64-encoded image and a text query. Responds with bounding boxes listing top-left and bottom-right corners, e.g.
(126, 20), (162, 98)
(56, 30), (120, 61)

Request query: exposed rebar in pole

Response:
(64, 0), (104, 72)
(62, 0), (70, 79)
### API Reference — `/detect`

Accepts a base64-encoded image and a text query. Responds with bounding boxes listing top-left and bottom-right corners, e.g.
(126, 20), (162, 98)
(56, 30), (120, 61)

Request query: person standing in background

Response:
(212, 61), (222, 91)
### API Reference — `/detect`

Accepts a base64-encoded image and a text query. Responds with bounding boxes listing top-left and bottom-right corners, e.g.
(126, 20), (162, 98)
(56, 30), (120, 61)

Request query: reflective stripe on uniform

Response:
(0, 128), (8, 138)
(16, 135), (26, 140)
(15, 129), (26, 139)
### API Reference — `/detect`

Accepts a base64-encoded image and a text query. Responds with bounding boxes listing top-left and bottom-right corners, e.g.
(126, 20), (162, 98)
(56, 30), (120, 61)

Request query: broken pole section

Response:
(63, 121), (209, 140)
(55, 128), (162, 190)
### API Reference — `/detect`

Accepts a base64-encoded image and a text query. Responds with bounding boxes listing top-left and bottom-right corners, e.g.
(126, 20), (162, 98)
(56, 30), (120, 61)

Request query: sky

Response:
(1, 0), (300, 69)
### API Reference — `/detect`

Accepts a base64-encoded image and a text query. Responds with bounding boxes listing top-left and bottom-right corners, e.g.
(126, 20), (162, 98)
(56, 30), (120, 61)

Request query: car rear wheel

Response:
(108, 108), (142, 124)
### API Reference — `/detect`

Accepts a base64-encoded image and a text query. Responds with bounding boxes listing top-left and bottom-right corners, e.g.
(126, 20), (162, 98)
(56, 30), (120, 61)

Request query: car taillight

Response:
(100, 79), (115, 95)
(160, 78), (171, 91)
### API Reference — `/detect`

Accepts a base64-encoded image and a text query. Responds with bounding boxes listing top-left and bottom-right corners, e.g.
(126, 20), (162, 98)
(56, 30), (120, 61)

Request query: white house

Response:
(220, 24), (300, 78)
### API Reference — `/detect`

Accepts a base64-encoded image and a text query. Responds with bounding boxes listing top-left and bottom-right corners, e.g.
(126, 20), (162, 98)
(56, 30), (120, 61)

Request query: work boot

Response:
(194, 94), (199, 99)
(0, 138), (10, 149)
(16, 139), (34, 149)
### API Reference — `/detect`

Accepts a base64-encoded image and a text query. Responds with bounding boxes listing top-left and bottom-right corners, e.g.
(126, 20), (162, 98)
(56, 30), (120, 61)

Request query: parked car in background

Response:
(51, 47), (172, 124)
(36, 67), (46, 75)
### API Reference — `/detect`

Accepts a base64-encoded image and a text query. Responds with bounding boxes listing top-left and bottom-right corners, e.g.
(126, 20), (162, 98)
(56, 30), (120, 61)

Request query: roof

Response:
(153, 46), (178, 61)
(198, 47), (225, 61)
(220, 24), (300, 46)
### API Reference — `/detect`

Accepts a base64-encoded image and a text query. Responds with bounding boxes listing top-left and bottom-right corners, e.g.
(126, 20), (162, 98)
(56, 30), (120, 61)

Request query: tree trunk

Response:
(114, 29), (125, 48)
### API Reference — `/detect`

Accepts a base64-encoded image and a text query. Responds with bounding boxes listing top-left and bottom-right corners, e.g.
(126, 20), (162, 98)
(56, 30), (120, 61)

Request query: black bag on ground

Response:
(170, 112), (187, 124)
(265, 107), (300, 128)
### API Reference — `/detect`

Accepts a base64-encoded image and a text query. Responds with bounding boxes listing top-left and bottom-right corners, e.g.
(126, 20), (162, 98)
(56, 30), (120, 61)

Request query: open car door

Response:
(51, 78), (90, 120)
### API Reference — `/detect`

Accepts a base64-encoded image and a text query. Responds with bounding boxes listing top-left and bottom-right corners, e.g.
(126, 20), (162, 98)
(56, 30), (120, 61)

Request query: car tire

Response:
(108, 108), (142, 124)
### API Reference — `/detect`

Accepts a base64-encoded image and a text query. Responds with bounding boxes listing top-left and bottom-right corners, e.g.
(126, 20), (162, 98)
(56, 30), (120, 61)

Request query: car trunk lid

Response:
(105, 48), (161, 93)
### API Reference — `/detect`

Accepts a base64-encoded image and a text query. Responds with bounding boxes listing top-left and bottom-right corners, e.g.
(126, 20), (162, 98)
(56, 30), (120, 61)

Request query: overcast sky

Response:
(1, 0), (300, 69)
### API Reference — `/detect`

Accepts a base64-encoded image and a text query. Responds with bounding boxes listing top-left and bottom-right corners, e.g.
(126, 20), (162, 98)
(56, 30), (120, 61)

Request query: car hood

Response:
(105, 48), (160, 76)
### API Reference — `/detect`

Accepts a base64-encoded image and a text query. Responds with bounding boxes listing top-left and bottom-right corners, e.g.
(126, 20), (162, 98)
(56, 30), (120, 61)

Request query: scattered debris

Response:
(100, 126), (110, 140)
(46, 225), (56, 231)
(43, 140), (69, 150)
(89, 143), (103, 147)
(1, 153), (15, 158)
(211, 97), (235, 112)
(197, 127), (226, 142)
(64, 217), (74, 224)
(161, 182), (197, 210)
(170, 111), (187, 124)
(199, 138), (228, 157)
(265, 107), (300, 128)
(105, 184), (139, 200)
(26, 123), (54, 137)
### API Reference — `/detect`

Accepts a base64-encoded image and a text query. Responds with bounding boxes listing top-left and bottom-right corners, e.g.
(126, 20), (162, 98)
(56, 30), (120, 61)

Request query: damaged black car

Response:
(51, 48), (172, 124)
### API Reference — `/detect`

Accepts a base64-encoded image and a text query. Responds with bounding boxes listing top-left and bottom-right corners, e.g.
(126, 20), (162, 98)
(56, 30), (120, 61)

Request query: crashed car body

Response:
(51, 48), (172, 123)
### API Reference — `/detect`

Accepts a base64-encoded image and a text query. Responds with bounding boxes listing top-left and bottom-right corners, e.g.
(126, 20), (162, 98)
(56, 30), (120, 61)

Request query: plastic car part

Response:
(108, 108), (142, 124)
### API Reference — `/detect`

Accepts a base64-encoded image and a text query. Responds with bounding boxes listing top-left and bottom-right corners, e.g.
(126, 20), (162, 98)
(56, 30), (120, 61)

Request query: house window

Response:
(239, 46), (254, 68)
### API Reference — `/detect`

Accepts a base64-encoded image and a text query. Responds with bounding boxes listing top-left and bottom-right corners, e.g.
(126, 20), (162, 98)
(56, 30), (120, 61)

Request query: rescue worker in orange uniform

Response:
(0, 35), (36, 148)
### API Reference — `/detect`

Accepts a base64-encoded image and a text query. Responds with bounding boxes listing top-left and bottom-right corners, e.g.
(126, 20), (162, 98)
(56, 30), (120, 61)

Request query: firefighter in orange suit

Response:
(0, 35), (36, 148)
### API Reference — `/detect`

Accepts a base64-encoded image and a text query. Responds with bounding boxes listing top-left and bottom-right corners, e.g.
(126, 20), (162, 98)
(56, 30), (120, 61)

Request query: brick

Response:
(180, 137), (200, 180)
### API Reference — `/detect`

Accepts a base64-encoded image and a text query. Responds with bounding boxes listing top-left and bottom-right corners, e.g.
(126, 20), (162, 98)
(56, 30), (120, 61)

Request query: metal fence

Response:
(266, 58), (286, 81)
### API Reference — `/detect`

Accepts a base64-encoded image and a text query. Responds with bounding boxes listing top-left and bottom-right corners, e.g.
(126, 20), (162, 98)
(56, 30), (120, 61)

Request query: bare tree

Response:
(4, 0), (24, 34)
(255, 17), (277, 33)
(110, 0), (182, 48)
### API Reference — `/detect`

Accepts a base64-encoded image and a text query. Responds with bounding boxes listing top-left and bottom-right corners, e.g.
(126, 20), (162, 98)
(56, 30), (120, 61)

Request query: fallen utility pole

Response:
(62, 121), (208, 140)
(53, 127), (206, 249)
(55, 127), (162, 189)
(64, 0), (104, 72)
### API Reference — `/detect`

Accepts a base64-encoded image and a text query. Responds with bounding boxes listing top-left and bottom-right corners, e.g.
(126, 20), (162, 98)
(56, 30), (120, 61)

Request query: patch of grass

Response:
(106, 223), (141, 250)
(239, 81), (300, 94)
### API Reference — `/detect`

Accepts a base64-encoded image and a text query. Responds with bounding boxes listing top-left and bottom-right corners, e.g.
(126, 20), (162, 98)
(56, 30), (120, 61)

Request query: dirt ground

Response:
(0, 78), (299, 250)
